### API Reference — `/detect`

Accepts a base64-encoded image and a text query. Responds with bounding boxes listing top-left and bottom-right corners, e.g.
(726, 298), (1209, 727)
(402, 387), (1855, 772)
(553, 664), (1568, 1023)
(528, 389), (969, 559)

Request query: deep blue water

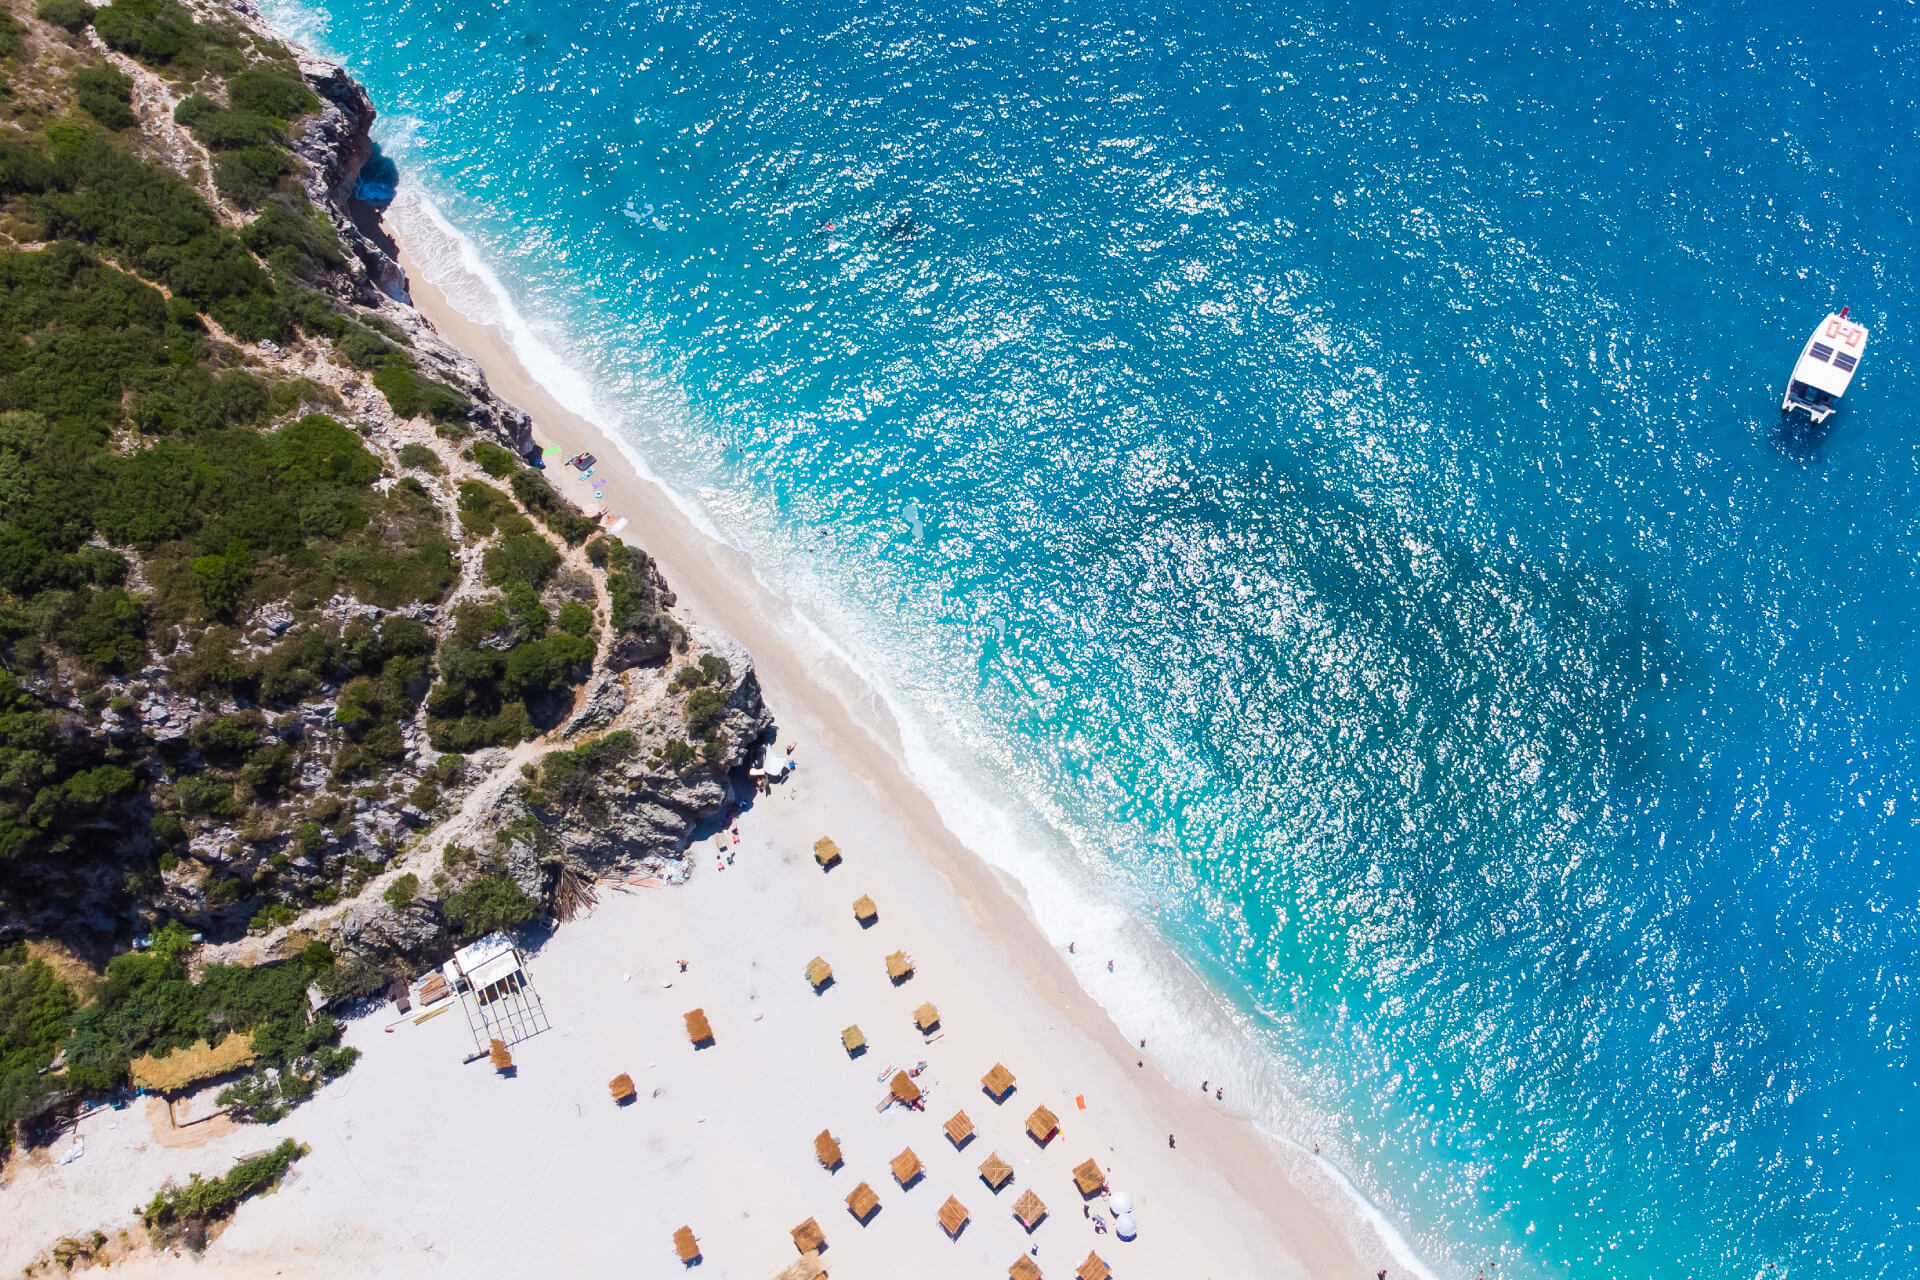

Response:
(263, 0), (1920, 1272)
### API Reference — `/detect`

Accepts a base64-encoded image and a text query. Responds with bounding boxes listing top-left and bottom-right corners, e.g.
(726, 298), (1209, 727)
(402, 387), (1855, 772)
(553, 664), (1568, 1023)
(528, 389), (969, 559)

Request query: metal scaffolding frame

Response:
(447, 933), (550, 1053)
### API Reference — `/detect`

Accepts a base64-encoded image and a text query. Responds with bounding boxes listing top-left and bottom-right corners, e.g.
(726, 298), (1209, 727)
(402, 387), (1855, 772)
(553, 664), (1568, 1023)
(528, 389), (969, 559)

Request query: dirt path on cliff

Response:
(195, 732), (553, 969)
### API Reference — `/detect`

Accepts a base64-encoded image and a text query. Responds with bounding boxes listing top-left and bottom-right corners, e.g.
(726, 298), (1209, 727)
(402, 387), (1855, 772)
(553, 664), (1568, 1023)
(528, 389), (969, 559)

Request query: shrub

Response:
(0, 952), (78, 1154)
(483, 532), (560, 591)
(556, 600), (594, 637)
(372, 363), (469, 422)
(226, 66), (315, 121)
(92, 0), (196, 65)
(36, 0), (96, 33)
(441, 872), (539, 938)
(684, 686), (727, 734)
(382, 871), (418, 912)
(661, 738), (694, 769)
(397, 442), (442, 474)
(470, 439), (516, 477)
(73, 66), (135, 130)
(509, 469), (597, 544)
(138, 1139), (307, 1229)
(455, 481), (526, 538)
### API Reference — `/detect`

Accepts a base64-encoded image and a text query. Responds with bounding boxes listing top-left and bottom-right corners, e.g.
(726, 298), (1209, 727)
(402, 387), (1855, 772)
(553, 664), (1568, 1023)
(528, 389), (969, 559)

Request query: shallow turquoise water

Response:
(265, 1), (1920, 1273)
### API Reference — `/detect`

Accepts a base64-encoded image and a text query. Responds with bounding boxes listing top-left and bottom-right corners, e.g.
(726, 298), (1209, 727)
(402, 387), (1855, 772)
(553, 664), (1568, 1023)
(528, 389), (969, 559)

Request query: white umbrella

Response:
(1114, 1212), (1138, 1241)
(1108, 1191), (1134, 1215)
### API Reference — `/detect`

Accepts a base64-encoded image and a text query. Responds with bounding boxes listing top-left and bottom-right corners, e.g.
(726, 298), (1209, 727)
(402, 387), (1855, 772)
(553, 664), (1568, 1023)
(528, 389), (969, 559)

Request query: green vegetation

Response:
(382, 871), (418, 912)
(371, 362), (469, 423)
(511, 468), (599, 545)
(37, 0), (98, 34)
(0, 945), (79, 1153)
(0, 668), (139, 862)
(424, 590), (593, 751)
(535, 730), (633, 810)
(470, 439), (517, 477)
(73, 66), (136, 130)
(669, 653), (733, 734)
(59, 924), (344, 1095)
(605, 541), (681, 654)
(441, 872), (540, 938)
(138, 1138), (307, 1229)
(397, 442), (443, 473)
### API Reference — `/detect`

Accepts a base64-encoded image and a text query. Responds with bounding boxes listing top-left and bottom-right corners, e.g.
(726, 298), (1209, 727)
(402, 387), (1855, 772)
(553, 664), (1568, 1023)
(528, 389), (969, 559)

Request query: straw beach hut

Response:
(1026, 1104), (1059, 1146)
(684, 1009), (713, 1047)
(944, 1110), (976, 1149)
(814, 837), (843, 869)
(978, 1151), (1014, 1192)
(889, 1070), (923, 1107)
(1072, 1157), (1107, 1198)
(791, 1217), (825, 1254)
(846, 1181), (881, 1224)
(814, 1129), (843, 1171)
(853, 894), (878, 926)
(937, 1195), (970, 1239)
(1011, 1258), (1043, 1280)
(914, 1001), (941, 1032)
(890, 1146), (925, 1188)
(841, 1024), (867, 1056)
(1013, 1188), (1049, 1232)
(609, 1073), (635, 1104)
(885, 950), (914, 983)
(672, 1226), (700, 1265)
(806, 957), (834, 991)
(1076, 1251), (1112, 1280)
(981, 1062), (1016, 1102)
(129, 1032), (256, 1096)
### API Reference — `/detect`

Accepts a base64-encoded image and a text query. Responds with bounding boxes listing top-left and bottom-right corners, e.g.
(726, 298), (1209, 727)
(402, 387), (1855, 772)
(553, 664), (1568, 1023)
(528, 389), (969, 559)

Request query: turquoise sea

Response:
(262, 1), (1920, 1273)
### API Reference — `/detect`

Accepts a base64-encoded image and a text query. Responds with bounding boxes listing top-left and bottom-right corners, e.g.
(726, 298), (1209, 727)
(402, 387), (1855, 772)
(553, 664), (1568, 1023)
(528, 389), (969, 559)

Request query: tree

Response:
(441, 873), (539, 938)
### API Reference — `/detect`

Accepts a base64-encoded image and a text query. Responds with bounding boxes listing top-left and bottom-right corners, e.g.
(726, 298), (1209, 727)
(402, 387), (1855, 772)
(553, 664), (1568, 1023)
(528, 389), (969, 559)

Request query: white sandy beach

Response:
(0, 223), (1391, 1280)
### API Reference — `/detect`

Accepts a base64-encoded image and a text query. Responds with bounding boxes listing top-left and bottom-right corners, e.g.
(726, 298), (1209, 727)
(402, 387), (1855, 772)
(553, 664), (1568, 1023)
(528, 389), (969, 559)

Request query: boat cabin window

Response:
(1809, 342), (1835, 362)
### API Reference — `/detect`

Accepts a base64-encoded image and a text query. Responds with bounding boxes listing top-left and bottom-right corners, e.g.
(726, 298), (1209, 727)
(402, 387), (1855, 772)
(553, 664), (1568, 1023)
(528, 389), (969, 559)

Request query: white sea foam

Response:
(390, 176), (1447, 1280)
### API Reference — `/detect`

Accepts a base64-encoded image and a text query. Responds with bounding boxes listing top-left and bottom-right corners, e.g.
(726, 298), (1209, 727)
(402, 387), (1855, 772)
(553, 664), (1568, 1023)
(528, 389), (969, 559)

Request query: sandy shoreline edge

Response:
(385, 215), (1385, 1277)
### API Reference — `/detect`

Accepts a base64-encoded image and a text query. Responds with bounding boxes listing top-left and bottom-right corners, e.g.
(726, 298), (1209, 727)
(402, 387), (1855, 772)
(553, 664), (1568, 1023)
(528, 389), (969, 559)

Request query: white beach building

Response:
(444, 931), (550, 1052)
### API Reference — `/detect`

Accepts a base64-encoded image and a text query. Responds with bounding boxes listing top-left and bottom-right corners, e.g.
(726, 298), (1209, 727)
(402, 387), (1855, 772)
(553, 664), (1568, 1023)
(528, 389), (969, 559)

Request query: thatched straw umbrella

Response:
(1076, 1251), (1112, 1280)
(684, 1008), (713, 1047)
(1010, 1258), (1043, 1280)
(806, 957), (834, 990)
(846, 1181), (880, 1224)
(890, 1146), (924, 1188)
(841, 1024), (867, 1055)
(937, 1195), (970, 1239)
(978, 1151), (1014, 1192)
(853, 894), (878, 925)
(814, 1129), (843, 1170)
(914, 1002), (940, 1032)
(889, 1070), (922, 1107)
(609, 1073), (635, 1103)
(885, 950), (914, 982)
(1012, 1188), (1048, 1232)
(1025, 1104), (1059, 1145)
(814, 837), (843, 869)
(944, 1110), (975, 1149)
(791, 1217), (825, 1254)
(981, 1062), (1016, 1101)
(1072, 1157), (1106, 1198)
(672, 1225), (700, 1264)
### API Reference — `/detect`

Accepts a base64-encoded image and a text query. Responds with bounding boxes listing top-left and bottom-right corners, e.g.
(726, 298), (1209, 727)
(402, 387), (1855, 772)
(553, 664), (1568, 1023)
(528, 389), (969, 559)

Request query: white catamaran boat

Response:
(1781, 308), (1868, 424)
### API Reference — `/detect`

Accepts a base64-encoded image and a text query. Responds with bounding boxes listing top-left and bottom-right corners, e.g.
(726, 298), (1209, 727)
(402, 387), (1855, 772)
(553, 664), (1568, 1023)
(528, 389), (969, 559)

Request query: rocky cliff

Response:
(0, 1), (773, 990)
